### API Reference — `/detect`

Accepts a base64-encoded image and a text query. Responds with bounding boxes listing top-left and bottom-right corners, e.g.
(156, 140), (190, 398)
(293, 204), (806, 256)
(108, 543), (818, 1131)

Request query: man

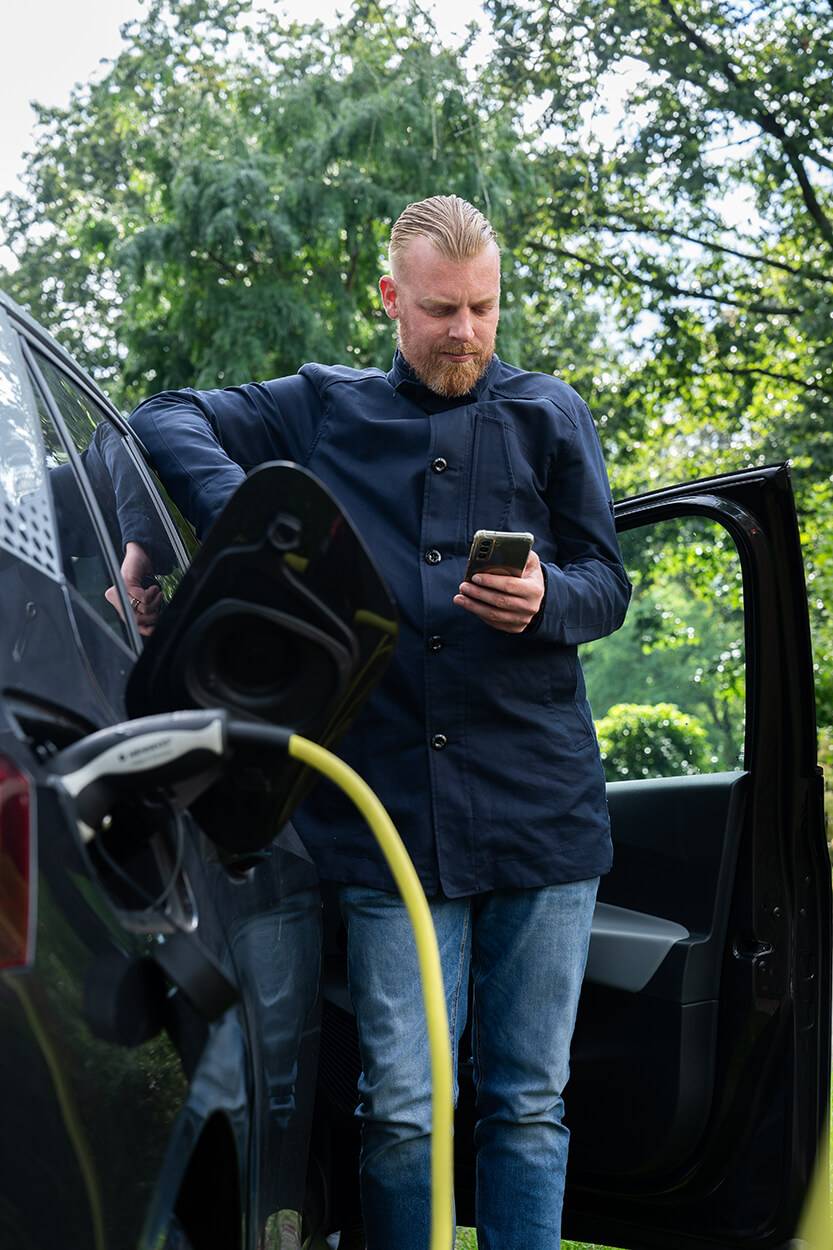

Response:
(129, 194), (631, 1249)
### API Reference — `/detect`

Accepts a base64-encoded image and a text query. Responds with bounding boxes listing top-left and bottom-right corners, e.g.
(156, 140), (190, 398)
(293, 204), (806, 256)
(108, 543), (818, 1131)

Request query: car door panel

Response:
(584, 902), (691, 994)
(572, 777), (743, 1182)
(592, 772), (747, 1002)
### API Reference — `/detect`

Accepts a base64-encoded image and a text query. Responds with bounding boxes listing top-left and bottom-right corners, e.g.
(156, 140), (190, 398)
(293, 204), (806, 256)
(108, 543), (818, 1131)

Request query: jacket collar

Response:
(386, 349), (501, 412)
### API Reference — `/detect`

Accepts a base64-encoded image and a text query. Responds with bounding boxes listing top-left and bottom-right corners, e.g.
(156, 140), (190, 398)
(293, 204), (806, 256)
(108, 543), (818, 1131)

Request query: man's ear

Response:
(379, 274), (399, 320)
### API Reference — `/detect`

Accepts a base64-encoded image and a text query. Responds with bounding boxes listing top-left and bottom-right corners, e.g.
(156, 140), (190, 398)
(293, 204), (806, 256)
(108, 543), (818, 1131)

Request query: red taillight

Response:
(0, 756), (32, 969)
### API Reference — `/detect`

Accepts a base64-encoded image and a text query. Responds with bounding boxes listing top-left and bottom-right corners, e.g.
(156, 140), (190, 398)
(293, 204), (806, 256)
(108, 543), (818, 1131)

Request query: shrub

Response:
(596, 702), (713, 780)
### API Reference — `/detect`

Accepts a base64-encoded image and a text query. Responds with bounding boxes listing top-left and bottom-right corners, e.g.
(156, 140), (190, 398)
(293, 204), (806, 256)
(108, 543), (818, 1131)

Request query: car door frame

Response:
(11, 302), (192, 598)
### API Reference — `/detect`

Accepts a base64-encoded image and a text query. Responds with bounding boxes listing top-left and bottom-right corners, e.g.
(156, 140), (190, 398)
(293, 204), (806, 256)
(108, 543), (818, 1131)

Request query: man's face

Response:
(379, 236), (501, 398)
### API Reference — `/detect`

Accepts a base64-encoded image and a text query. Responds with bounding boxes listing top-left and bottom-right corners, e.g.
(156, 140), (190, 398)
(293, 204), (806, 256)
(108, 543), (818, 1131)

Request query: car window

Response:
(146, 468), (199, 561)
(28, 376), (131, 646)
(31, 352), (187, 627)
(582, 515), (745, 780)
(0, 310), (61, 583)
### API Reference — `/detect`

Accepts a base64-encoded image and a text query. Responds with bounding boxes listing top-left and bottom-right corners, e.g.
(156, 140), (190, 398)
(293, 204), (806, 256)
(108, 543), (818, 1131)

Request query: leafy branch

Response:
(658, 0), (833, 249)
(529, 241), (805, 316)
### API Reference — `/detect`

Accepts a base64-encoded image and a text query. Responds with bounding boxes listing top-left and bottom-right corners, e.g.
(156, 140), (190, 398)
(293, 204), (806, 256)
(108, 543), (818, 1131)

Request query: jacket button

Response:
(431, 733), (448, 750)
(431, 457), (448, 474)
(427, 635), (444, 653)
(425, 549), (442, 565)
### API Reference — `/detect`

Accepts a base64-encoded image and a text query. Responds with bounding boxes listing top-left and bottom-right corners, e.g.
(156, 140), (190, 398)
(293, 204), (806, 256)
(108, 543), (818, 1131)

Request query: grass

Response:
(455, 1233), (615, 1249)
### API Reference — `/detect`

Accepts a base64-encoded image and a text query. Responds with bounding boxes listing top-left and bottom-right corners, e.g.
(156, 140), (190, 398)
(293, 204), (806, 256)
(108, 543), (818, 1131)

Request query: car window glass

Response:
(29, 378), (130, 645)
(582, 516), (745, 780)
(32, 353), (186, 627)
(0, 310), (60, 582)
(147, 469), (199, 561)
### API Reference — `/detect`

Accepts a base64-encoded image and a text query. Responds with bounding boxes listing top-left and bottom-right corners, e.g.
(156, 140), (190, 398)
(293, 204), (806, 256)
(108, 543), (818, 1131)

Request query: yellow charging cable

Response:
(288, 734), (454, 1250)
(796, 1127), (832, 1247)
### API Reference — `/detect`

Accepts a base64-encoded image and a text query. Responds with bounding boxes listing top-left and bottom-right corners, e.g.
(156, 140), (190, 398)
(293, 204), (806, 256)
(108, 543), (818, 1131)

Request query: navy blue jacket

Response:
(130, 351), (631, 896)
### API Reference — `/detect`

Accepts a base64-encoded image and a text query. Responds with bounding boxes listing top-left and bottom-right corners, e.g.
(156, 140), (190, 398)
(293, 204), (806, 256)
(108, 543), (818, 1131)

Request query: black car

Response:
(0, 287), (829, 1250)
(0, 287), (401, 1250)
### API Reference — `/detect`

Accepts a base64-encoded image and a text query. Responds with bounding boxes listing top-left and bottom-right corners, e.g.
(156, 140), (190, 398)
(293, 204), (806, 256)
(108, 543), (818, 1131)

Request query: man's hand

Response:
(453, 549), (545, 633)
(104, 541), (163, 637)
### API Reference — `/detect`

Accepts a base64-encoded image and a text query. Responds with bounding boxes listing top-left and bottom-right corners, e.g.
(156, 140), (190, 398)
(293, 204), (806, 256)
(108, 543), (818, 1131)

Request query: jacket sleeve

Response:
(128, 374), (322, 540)
(85, 422), (175, 570)
(530, 401), (631, 645)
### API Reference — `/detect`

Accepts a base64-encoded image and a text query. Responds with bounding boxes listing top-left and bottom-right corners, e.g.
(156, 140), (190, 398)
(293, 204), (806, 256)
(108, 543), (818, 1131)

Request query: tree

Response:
(487, 0), (833, 723)
(596, 702), (713, 780)
(0, 0), (564, 407)
(486, 0), (832, 446)
(582, 514), (746, 770)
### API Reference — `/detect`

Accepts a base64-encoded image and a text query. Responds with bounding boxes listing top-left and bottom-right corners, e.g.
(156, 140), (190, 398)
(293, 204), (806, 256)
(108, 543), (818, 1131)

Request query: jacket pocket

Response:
(550, 649), (594, 748)
(466, 415), (516, 535)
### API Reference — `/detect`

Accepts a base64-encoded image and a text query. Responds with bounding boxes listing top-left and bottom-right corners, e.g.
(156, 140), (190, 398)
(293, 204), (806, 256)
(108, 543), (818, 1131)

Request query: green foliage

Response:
(485, 0), (833, 722)
(583, 516), (745, 771)
(596, 702), (712, 780)
(487, 0), (833, 439)
(455, 1232), (618, 1249)
(0, 0), (555, 407)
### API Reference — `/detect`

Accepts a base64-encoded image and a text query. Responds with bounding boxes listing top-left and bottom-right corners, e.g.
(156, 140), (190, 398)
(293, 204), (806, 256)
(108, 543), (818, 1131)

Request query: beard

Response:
(397, 326), (495, 398)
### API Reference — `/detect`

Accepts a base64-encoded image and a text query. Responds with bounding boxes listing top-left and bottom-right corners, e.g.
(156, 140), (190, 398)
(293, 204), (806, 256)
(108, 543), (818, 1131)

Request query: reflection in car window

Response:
(0, 310), (60, 581)
(29, 378), (131, 645)
(147, 468), (199, 561)
(582, 516), (745, 781)
(33, 353), (186, 629)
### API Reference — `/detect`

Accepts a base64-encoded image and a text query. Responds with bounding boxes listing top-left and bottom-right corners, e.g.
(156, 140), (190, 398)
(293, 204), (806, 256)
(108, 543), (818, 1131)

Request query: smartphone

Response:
(464, 530), (534, 582)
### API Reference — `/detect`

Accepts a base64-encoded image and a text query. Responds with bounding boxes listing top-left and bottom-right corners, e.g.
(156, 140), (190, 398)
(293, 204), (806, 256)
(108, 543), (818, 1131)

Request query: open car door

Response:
(561, 463), (831, 1250)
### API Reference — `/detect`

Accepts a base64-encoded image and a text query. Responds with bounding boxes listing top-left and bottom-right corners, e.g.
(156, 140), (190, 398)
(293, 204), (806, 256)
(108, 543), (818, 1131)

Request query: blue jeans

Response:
(340, 878), (599, 1250)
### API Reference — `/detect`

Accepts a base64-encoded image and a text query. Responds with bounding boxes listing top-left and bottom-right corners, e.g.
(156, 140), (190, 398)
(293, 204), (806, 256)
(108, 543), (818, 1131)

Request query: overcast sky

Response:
(0, 0), (490, 201)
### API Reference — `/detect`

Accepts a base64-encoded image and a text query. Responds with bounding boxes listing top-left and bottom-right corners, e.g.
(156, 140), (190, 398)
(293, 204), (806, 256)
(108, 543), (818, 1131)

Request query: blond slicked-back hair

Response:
(389, 195), (498, 275)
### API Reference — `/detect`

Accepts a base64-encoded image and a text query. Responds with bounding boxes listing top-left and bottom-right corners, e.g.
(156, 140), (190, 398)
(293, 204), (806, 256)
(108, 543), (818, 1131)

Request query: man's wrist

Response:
(523, 565), (548, 634)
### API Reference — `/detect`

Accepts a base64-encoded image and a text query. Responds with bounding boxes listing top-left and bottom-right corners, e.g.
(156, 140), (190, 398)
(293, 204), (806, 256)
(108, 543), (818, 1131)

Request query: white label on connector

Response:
(60, 720), (226, 799)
